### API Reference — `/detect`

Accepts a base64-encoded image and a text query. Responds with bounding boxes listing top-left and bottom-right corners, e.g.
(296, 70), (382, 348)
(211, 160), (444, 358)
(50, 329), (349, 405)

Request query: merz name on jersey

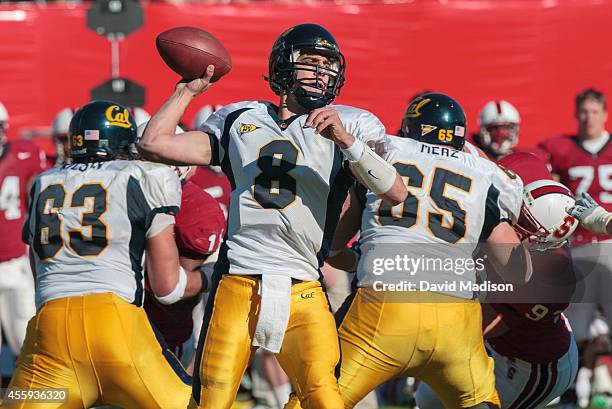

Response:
(420, 143), (459, 158)
(61, 162), (106, 172)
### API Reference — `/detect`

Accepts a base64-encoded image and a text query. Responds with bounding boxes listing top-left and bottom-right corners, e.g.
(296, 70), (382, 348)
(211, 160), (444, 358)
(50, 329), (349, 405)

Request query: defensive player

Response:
(139, 23), (407, 409)
(0, 100), (46, 387)
(3, 100), (205, 408)
(416, 152), (580, 409)
(288, 93), (530, 409)
(468, 100), (546, 161)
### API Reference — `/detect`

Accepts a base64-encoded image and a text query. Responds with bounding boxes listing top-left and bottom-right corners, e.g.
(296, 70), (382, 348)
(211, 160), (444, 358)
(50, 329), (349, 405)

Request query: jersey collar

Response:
(573, 131), (611, 157)
(265, 103), (305, 131)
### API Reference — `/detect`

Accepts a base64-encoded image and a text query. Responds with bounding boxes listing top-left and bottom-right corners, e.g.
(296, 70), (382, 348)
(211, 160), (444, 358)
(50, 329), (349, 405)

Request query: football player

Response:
(416, 152), (580, 409)
(0, 100), (46, 387)
(4, 100), (206, 408)
(287, 93), (530, 409)
(538, 88), (612, 406)
(472, 100), (521, 159)
(139, 23), (407, 409)
(469, 100), (547, 162)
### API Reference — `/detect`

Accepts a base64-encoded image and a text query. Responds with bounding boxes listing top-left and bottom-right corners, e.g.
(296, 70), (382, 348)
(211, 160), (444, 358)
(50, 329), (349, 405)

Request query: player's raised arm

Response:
(138, 66), (215, 166)
(304, 107), (407, 206)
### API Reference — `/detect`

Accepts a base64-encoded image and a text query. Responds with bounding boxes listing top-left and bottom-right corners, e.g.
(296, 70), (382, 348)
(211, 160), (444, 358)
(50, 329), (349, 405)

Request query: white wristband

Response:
(340, 139), (365, 162)
(349, 146), (397, 195)
(156, 266), (187, 305)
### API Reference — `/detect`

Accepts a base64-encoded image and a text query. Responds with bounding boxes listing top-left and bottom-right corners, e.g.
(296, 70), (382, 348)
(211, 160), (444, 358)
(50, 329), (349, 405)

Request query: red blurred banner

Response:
(1, 0), (612, 146)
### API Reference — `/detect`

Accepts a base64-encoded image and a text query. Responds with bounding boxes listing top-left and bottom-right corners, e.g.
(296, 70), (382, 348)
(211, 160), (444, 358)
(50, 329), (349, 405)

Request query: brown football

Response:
(156, 27), (232, 82)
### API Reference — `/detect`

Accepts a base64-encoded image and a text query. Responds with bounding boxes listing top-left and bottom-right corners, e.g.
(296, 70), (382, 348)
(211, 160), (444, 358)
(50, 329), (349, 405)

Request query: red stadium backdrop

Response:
(1, 0), (612, 147)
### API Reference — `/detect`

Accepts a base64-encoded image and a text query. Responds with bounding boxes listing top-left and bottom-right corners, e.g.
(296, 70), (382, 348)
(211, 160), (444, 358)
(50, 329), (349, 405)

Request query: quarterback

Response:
(3, 101), (205, 408)
(139, 23), (407, 409)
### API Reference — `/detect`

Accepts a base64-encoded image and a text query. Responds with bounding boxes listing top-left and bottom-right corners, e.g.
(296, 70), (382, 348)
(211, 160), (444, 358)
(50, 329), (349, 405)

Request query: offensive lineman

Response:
(289, 93), (531, 409)
(416, 152), (580, 409)
(3, 101), (205, 408)
(139, 23), (407, 409)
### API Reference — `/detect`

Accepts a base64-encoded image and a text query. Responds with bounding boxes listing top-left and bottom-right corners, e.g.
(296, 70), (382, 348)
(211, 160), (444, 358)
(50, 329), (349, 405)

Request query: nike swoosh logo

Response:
(367, 169), (379, 179)
(17, 152), (31, 160)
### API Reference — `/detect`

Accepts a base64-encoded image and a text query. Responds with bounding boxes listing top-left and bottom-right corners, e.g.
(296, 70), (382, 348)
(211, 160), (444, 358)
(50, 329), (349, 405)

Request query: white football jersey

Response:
(202, 100), (386, 281)
(23, 160), (181, 307)
(357, 137), (523, 297)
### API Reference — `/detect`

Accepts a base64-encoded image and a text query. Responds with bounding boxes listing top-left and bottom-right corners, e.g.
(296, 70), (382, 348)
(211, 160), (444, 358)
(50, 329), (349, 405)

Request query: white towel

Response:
(252, 275), (292, 353)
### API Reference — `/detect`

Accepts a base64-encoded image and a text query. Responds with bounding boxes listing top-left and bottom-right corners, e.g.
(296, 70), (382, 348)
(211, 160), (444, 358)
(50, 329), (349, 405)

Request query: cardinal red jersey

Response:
(0, 140), (46, 261)
(145, 181), (226, 351)
(468, 133), (549, 162)
(484, 247), (575, 363)
(539, 135), (612, 245)
(190, 166), (231, 218)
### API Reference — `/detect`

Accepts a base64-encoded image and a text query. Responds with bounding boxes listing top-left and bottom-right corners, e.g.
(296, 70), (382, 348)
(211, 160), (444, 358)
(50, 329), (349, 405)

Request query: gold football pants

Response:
(286, 289), (500, 409)
(2, 293), (191, 409)
(189, 274), (343, 409)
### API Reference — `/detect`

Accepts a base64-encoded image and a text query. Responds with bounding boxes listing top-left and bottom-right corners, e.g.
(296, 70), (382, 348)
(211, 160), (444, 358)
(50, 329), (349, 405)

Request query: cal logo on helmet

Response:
(239, 123), (259, 134)
(405, 98), (430, 118)
(105, 105), (132, 129)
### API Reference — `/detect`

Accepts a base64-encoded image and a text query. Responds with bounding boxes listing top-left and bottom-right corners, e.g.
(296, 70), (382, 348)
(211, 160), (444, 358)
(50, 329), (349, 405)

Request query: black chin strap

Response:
(294, 86), (329, 110)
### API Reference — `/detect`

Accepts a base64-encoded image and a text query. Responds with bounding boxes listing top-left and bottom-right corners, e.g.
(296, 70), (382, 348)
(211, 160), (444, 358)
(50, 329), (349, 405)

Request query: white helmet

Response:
(499, 152), (578, 251)
(192, 104), (223, 130)
(0, 101), (9, 142)
(52, 107), (75, 136)
(515, 180), (579, 251)
(478, 100), (521, 156)
(0, 101), (8, 123)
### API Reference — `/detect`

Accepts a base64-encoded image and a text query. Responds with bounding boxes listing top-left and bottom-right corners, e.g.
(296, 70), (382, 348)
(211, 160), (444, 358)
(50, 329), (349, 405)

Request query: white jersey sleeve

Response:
(489, 164), (523, 224)
(333, 105), (386, 145)
(201, 101), (260, 166)
(141, 165), (181, 238)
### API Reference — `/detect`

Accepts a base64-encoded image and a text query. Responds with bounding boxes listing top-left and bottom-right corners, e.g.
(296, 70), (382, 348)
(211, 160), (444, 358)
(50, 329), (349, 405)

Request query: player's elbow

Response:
(136, 139), (160, 161)
(148, 272), (178, 298)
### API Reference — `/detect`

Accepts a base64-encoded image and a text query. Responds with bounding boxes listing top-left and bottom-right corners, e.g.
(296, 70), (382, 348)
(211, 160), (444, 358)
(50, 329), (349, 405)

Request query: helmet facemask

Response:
(270, 44), (345, 110)
(480, 123), (519, 155)
(514, 204), (556, 252)
(513, 184), (577, 252)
